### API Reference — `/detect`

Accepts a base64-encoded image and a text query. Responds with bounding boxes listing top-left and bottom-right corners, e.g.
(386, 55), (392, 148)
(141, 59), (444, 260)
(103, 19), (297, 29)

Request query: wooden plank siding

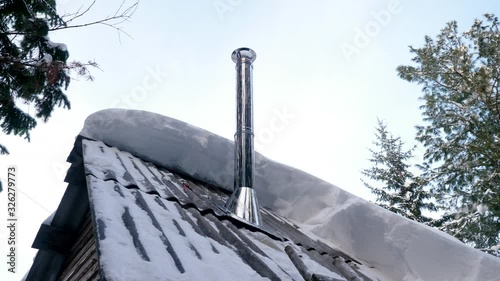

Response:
(57, 211), (101, 281)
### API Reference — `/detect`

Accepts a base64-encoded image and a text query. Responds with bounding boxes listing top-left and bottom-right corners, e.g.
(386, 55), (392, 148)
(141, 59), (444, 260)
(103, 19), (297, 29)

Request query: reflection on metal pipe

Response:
(224, 47), (262, 226)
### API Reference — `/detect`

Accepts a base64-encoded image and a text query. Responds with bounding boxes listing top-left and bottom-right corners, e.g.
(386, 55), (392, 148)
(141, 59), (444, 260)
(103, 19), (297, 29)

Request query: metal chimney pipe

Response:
(224, 47), (262, 226)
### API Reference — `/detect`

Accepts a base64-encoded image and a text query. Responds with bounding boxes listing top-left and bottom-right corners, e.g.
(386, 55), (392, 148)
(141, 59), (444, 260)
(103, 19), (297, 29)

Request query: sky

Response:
(1, 0), (499, 279)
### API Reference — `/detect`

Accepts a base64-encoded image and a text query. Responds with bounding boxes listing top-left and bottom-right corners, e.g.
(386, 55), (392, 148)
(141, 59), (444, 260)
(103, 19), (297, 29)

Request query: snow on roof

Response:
(83, 139), (362, 280)
(80, 108), (500, 281)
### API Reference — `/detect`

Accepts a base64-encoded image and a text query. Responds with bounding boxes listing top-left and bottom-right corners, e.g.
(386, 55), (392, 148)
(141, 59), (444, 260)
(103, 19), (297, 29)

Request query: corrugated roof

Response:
(82, 139), (376, 281)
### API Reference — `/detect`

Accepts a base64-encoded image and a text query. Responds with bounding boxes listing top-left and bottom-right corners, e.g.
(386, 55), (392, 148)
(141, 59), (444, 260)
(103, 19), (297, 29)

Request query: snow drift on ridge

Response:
(80, 109), (500, 281)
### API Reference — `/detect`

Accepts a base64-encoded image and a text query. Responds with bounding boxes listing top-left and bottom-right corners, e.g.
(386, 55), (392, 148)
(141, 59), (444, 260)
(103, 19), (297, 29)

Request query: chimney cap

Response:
(232, 47), (257, 63)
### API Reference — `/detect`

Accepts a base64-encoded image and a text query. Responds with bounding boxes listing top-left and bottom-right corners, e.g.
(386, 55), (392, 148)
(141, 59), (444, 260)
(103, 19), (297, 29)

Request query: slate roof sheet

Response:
(82, 138), (376, 281)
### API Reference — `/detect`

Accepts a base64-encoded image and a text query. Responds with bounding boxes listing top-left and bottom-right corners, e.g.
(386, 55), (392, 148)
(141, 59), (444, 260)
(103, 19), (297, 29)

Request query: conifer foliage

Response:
(1, 0), (71, 154)
(362, 120), (436, 223)
(360, 14), (500, 255)
(0, 0), (137, 155)
(397, 14), (500, 252)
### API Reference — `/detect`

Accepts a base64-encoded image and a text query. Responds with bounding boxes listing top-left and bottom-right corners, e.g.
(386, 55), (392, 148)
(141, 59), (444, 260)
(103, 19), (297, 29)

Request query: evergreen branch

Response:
(0, 0), (138, 157)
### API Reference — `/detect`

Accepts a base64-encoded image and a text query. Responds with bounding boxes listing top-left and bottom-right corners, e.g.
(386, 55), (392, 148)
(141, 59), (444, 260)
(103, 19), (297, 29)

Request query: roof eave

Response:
(25, 136), (91, 281)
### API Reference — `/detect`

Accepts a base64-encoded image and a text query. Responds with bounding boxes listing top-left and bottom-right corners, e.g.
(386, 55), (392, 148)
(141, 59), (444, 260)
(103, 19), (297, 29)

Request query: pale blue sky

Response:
(1, 0), (499, 279)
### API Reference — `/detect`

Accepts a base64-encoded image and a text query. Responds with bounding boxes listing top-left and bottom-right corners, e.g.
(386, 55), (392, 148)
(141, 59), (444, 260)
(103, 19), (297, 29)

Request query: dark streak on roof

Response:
(132, 190), (185, 273)
(121, 206), (150, 261)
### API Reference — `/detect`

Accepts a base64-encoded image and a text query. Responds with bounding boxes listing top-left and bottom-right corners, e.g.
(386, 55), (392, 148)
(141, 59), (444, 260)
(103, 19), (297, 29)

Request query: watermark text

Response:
(6, 166), (17, 273)
(340, 0), (403, 62)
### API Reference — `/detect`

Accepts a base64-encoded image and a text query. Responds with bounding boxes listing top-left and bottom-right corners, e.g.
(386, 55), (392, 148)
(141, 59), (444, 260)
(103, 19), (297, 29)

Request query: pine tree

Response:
(362, 120), (436, 223)
(0, 1), (137, 155)
(1, 0), (70, 154)
(397, 14), (500, 252)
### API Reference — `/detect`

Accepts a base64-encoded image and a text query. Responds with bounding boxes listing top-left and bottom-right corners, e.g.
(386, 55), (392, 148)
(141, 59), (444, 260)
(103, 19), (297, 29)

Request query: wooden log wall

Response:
(57, 211), (101, 281)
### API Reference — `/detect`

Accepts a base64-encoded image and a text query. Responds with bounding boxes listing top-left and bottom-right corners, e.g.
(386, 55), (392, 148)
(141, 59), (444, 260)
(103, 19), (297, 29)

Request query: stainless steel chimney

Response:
(224, 47), (262, 226)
